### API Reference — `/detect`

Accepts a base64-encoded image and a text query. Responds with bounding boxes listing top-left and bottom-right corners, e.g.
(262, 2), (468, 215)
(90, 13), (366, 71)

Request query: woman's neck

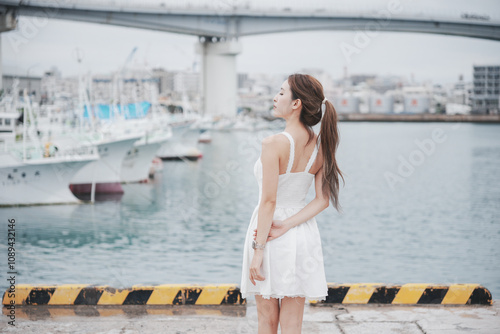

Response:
(284, 116), (307, 136)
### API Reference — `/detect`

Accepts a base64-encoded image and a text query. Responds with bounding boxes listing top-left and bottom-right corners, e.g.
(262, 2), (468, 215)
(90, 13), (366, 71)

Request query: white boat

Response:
(0, 112), (19, 144)
(70, 134), (142, 194)
(445, 103), (471, 115)
(148, 157), (163, 177)
(0, 151), (97, 206)
(213, 117), (235, 131)
(198, 130), (212, 143)
(0, 85), (100, 206)
(120, 129), (172, 183)
(156, 120), (202, 160)
(32, 103), (176, 188)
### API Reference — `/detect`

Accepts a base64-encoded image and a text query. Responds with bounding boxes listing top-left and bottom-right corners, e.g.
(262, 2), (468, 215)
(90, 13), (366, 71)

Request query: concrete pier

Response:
(337, 113), (500, 123)
(1, 300), (499, 333)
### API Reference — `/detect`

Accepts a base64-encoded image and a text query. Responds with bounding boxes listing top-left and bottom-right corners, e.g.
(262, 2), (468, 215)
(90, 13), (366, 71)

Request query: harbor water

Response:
(1, 122), (499, 299)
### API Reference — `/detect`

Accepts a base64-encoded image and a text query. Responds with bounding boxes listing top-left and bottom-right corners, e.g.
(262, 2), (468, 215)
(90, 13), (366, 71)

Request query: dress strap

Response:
(281, 131), (295, 173)
(305, 136), (319, 173)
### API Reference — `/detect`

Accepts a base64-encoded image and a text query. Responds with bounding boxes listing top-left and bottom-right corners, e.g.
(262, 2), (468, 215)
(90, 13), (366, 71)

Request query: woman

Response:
(240, 73), (343, 333)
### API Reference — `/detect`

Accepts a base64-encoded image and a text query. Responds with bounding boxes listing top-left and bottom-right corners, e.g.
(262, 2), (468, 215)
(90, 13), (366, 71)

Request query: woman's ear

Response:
(292, 99), (302, 111)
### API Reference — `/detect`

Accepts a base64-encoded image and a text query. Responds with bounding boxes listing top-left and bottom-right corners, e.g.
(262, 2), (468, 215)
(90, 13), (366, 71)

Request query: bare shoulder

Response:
(262, 133), (288, 151)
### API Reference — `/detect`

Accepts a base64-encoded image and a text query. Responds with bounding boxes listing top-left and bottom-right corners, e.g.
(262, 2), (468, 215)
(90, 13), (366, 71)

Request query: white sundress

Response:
(240, 131), (328, 302)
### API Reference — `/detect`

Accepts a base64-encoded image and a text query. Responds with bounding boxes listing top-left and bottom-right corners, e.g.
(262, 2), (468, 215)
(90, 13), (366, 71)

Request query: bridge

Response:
(1, 0), (499, 116)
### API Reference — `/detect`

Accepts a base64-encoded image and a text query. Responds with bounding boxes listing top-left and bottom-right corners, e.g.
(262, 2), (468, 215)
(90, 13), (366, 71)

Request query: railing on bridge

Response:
(1, 0), (498, 24)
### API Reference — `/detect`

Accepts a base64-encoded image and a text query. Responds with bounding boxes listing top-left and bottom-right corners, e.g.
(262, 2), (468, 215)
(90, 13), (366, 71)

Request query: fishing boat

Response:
(121, 128), (172, 183)
(69, 133), (142, 194)
(0, 86), (99, 206)
(0, 150), (97, 206)
(156, 119), (202, 161)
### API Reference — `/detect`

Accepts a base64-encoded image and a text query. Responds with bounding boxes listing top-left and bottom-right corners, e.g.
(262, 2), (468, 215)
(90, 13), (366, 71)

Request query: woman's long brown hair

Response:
(288, 73), (344, 212)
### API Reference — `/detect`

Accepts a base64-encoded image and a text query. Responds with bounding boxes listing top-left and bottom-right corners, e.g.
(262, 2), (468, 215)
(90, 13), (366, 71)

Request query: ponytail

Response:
(287, 73), (344, 212)
(320, 100), (344, 212)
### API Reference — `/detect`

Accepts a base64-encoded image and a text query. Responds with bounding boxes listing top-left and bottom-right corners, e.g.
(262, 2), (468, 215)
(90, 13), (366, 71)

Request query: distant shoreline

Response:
(337, 113), (500, 123)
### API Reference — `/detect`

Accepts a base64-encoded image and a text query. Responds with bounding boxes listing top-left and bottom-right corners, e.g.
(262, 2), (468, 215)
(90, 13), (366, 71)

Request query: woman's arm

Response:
(249, 135), (281, 285)
(254, 136), (280, 246)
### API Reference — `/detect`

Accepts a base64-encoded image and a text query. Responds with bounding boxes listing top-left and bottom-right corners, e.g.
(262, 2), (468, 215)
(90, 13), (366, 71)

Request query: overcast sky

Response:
(3, 0), (500, 85)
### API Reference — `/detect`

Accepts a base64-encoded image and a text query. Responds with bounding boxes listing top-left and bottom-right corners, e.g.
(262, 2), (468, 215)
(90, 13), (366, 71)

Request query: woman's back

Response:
(254, 131), (320, 209)
(277, 131), (322, 175)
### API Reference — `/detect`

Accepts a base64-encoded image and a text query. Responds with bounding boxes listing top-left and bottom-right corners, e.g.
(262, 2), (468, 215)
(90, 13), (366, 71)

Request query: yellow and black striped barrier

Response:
(2, 284), (245, 306)
(2, 283), (492, 307)
(310, 283), (492, 305)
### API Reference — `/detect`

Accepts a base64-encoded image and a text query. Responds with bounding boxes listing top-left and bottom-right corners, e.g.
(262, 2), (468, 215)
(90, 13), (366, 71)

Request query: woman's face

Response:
(272, 80), (296, 118)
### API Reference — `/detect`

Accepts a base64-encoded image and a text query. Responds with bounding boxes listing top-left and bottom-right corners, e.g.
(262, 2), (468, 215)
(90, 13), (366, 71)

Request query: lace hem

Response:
(241, 292), (327, 302)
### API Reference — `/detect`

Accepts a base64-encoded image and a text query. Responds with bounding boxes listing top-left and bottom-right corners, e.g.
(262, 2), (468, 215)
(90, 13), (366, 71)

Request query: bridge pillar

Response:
(0, 9), (18, 91)
(196, 37), (242, 117)
(0, 35), (2, 92)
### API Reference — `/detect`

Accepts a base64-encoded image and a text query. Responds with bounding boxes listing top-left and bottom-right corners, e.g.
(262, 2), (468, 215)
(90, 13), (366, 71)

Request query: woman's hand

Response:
(249, 250), (265, 285)
(253, 220), (290, 242)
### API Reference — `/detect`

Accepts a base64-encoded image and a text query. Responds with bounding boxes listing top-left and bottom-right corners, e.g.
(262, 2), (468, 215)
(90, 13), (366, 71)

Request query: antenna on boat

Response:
(73, 47), (86, 133)
(23, 89), (42, 160)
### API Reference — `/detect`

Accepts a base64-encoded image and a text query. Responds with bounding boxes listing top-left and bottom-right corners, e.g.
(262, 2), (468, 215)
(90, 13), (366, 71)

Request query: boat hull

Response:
(70, 136), (140, 194)
(121, 140), (164, 183)
(0, 157), (96, 206)
(156, 125), (202, 160)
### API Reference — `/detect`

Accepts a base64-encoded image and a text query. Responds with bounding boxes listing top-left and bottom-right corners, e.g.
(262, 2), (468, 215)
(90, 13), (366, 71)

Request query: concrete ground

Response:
(1, 300), (499, 333)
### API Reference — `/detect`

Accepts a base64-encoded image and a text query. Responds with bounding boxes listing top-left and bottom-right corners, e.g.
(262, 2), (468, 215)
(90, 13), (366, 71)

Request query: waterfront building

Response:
(471, 65), (500, 114)
(333, 95), (360, 113)
(3, 74), (42, 102)
(369, 94), (394, 113)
